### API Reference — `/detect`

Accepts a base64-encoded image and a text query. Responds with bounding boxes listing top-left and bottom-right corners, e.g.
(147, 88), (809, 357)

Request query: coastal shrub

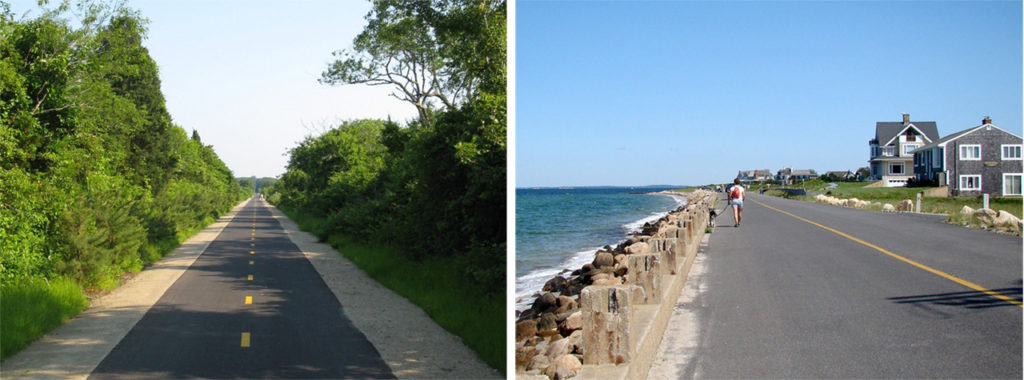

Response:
(0, 2), (250, 357)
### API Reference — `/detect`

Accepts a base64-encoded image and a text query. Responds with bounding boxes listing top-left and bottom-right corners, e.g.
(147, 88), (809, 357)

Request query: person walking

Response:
(728, 178), (745, 227)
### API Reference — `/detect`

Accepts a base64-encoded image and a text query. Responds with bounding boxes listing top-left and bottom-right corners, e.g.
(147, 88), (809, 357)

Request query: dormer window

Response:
(906, 134), (916, 142)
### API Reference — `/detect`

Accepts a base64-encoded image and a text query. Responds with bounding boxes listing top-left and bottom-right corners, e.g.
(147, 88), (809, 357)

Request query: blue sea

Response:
(515, 186), (687, 310)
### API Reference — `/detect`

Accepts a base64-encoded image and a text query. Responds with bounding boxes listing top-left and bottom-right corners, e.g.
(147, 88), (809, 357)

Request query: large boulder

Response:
(555, 295), (577, 314)
(625, 242), (650, 255)
(532, 292), (559, 314)
(537, 313), (559, 337)
(515, 343), (538, 372)
(561, 311), (582, 334)
(544, 355), (582, 380)
(516, 319), (538, 342)
(896, 199), (914, 212)
(543, 276), (571, 295)
(973, 208), (998, 227)
(960, 205), (974, 215)
(592, 251), (614, 269)
(882, 203), (896, 212)
(992, 211), (1021, 234)
(527, 354), (550, 372)
(545, 336), (573, 359)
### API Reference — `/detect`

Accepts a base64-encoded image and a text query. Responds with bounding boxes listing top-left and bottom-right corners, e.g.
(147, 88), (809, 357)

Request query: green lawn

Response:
(756, 180), (1022, 219)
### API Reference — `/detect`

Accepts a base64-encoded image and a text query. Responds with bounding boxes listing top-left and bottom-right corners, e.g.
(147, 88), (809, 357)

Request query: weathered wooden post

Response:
(581, 286), (635, 365)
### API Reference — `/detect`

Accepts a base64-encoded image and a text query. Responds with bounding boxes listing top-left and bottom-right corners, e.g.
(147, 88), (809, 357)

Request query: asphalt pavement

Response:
(89, 197), (394, 379)
(655, 192), (1022, 379)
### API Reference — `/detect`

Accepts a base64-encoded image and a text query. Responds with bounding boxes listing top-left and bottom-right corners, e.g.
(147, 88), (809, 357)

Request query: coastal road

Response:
(651, 193), (1022, 379)
(89, 197), (394, 378)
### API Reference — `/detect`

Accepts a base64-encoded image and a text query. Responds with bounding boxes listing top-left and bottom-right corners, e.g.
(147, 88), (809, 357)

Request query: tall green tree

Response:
(321, 0), (505, 125)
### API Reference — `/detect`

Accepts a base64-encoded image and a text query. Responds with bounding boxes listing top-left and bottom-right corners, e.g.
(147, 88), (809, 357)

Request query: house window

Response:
(906, 134), (916, 142)
(960, 175), (981, 191)
(890, 163), (904, 175)
(933, 148), (943, 168)
(959, 145), (981, 161)
(903, 144), (919, 156)
(1001, 145), (1022, 160)
(1004, 174), (1022, 196)
(884, 146), (895, 156)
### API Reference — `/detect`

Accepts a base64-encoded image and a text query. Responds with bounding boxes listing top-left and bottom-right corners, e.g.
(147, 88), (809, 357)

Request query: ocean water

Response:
(515, 187), (687, 310)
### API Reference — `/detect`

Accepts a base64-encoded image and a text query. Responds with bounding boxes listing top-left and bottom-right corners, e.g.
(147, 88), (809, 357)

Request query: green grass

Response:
(1, 277), (89, 359)
(280, 208), (504, 372)
(759, 180), (1023, 220)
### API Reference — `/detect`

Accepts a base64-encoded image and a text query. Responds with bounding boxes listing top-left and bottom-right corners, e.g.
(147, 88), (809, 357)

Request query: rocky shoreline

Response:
(514, 190), (710, 379)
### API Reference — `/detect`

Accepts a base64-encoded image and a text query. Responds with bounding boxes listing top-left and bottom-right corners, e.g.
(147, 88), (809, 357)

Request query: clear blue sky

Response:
(8, 0), (417, 178)
(516, 0), (1023, 188)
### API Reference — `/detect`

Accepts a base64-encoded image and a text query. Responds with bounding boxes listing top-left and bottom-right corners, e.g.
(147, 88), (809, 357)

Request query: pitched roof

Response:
(914, 122), (1023, 152)
(875, 121), (939, 146)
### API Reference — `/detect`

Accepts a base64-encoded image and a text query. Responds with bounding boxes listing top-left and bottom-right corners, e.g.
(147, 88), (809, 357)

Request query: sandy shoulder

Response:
(263, 199), (501, 379)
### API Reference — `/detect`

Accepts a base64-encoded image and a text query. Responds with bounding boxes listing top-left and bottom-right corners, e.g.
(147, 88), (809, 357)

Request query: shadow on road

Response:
(887, 286), (1023, 309)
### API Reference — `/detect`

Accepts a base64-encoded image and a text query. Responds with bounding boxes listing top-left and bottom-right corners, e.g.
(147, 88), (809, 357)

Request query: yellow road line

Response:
(249, 260), (254, 265)
(248, 275), (253, 281)
(752, 199), (1022, 308)
(245, 296), (252, 305)
(240, 332), (250, 347)
(250, 250), (255, 255)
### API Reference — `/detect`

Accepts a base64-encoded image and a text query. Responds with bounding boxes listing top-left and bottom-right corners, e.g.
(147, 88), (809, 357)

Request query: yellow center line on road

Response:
(241, 332), (250, 347)
(245, 296), (252, 305)
(249, 260), (254, 265)
(248, 275), (253, 281)
(751, 199), (1023, 308)
(250, 250), (255, 255)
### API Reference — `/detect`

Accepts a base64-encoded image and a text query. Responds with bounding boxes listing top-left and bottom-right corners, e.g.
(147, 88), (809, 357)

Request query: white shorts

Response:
(731, 199), (744, 209)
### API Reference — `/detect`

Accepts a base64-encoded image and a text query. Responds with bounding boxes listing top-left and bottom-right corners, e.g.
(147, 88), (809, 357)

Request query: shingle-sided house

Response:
(775, 168), (818, 184)
(913, 117), (1022, 197)
(869, 114), (940, 187)
(737, 169), (773, 184)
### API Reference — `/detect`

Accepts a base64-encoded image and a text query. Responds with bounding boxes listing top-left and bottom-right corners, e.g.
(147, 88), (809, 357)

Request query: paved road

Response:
(90, 197), (394, 379)
(652, 193), (1022, 379)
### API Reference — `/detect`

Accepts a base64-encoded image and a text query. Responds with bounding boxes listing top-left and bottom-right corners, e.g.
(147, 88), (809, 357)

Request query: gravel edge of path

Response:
(262, 198), (502, 379)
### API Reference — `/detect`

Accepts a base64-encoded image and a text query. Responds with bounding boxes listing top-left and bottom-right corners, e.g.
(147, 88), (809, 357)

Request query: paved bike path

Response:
(89, 197), (393, 378)
(651, 193), (1021, 379)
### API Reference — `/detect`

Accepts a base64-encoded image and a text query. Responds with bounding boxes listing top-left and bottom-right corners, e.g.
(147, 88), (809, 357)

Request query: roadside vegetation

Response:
(1, 2), (249, 359)
(751, 179), (1022, 220)
(262, 0), (506, 371)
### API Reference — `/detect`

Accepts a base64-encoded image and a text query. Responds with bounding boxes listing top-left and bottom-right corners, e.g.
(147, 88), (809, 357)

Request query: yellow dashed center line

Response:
(752, 199), (1023, 308)
(249, 260), (254, 265)
(240, 332), (250, 347)
(245, 296), (252, 305)
(248, 275), (253, 281)
(250, 250), (255, 255)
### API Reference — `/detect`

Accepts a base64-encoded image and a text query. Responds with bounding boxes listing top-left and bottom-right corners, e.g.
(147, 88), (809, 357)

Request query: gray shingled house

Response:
(868, 114), (941, 187)
(912, 117), (1022, 197)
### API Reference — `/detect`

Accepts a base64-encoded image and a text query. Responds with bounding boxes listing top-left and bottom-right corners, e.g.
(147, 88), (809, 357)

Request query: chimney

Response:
(902, 113), (910, 124)
(983, 116), (991, 125)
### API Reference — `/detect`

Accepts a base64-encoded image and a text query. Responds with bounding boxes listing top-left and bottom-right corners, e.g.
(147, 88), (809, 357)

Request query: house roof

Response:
(824, 170), (853, 176)
(913, 122), (1023, 153)
(875, 121), (939, 146)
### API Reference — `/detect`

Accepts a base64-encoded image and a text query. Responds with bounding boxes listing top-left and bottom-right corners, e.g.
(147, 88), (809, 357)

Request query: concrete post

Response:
(983, 193), (989, 210)
(649, 238), (677, 275)
(916, 192), (922, 213)
(581, 286), (634, 365)
(626, 254), (661, 304)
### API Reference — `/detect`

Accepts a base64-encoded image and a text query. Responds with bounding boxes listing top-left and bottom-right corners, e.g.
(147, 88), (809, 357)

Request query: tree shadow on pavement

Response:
(887, 286), (1022, 309)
